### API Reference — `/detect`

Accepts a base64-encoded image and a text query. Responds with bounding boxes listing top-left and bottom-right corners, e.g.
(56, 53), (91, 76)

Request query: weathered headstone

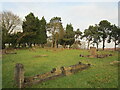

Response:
(90, 47), (96, 57)
(14, 63), (24, 88)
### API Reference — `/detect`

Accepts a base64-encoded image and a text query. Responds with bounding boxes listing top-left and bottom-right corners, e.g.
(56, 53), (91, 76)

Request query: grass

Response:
(2, 48), (119, 88)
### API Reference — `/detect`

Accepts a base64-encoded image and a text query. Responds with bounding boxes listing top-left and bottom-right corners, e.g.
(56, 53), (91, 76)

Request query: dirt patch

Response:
(34, 55), (48, 58)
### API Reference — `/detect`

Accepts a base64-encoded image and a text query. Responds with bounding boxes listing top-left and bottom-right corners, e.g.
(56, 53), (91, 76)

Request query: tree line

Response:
(0, 11), (120, 50)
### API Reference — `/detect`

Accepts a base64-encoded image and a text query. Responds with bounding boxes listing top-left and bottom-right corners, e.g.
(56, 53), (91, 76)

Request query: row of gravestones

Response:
(14, 62), (91, 88)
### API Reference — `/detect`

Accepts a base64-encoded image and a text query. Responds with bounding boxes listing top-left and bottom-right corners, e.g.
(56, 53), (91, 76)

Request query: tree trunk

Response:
(30, 43), (32, 48)
(54, 40), (57, 48)
(114, 40), (116, 51)
(23, 43), (26, 48)
(96, 43), (98, 51)
(9, 43), (11, 47)
(27, 43), (32, 48)
(2, 43), (5, 49)
(41, 44), (44, 48)
(103, 38), (105, 50)
(63, 43), (66, 48)
(57, 43), (58, 48)
(52, 41), (55, 48)
(33, 43), (35, 47)
(87, 41), (90, 50)
(18, 43), (21, 48)
(69, 45), (72, 49)
(12, 43), (17, 48)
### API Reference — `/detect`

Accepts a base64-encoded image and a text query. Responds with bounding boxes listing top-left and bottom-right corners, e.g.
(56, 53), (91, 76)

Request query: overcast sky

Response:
(0, 0), (119, 48)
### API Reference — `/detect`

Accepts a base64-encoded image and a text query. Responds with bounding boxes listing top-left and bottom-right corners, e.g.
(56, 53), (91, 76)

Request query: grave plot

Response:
(14, 62), (91, 88)
(2, 49), (17, 54)
(79, 47), (112, 58)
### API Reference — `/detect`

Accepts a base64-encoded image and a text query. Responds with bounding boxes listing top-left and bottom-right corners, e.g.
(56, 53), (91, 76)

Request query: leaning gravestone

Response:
(14, 63), (24, 88)
(90, 47), (96, 58)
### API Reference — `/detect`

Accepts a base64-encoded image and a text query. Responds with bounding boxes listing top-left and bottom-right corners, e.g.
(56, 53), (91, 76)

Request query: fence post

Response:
(14, 63), (24, 88)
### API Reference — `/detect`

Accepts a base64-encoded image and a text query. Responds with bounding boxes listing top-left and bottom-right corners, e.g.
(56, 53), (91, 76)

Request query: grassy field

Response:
(2, 48), (119, 88)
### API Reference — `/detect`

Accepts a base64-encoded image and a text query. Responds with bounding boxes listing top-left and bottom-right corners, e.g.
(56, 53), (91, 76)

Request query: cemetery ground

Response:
(2, 48), (119, 88)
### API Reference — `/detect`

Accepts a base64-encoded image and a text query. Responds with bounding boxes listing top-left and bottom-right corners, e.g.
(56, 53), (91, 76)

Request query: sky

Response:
(0, 0), (119, 48)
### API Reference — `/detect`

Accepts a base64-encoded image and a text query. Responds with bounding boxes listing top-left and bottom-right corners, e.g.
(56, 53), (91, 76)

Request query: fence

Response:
(14, 62), (91, 88)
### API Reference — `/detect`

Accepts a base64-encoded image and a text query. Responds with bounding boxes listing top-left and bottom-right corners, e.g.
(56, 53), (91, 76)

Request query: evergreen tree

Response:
(91, 25), (101, 50)
(59, 24), (75, 48)
(39, 16), (47, 47)
(98, 20), (111, 50)
(22, 12), (37, 47)
(108, 24), (120, 50)
(22, 13), (47, 47)
(75, 29), (82, 40)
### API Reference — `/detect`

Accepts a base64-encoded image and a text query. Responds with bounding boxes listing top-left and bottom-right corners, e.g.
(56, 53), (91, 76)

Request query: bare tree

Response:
(0, 11), (22, 34)
(0, 11), (21, 49)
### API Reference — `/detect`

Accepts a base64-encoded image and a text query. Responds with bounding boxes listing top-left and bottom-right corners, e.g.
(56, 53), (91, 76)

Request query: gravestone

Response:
(14, 63), (24, 88)
(90, 47), (96, 57)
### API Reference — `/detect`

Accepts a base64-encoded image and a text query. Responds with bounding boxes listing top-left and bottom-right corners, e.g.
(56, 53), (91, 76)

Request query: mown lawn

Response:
(2, 48), (119, 88)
